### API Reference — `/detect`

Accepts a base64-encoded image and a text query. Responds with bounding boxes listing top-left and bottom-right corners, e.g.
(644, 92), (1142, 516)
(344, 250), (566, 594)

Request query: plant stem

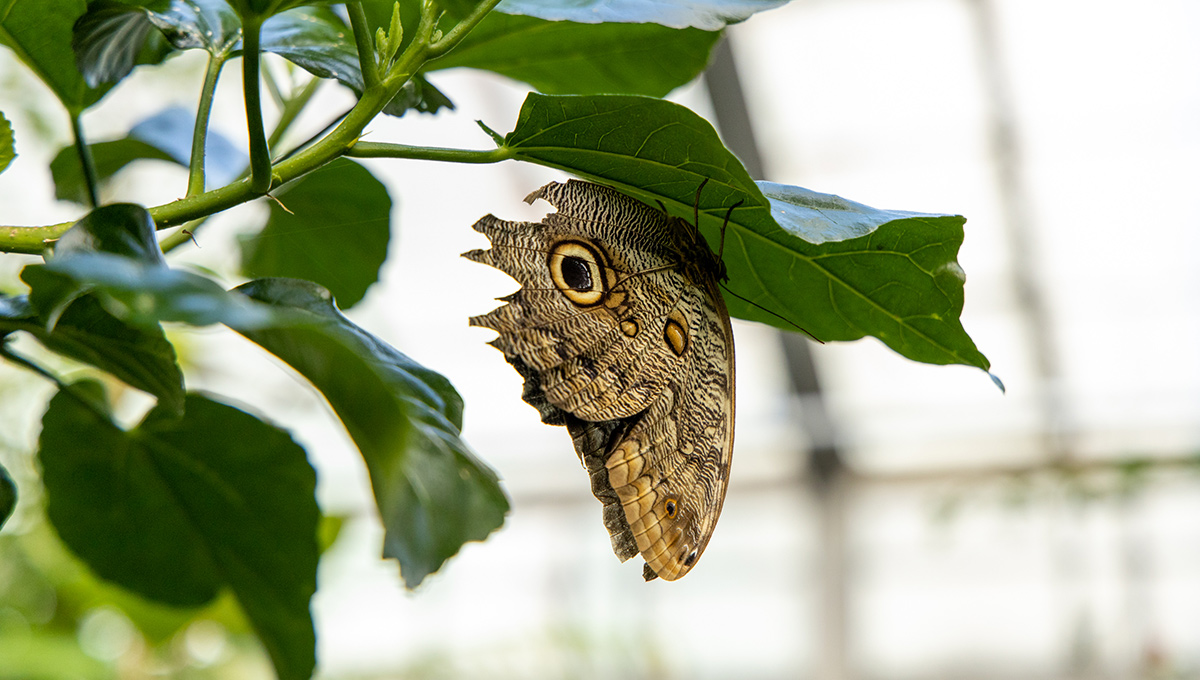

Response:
(241, 13), (273, 194)
(1, 0), (505, 255)
(0, 344), (111, 423)
(188, 54), (227, 198)
(70, 112), (99, 209)
(261, 56), (286, 110)
(428, 0), (502, 57)
(268, 76), (323, 156)
(346, 1), (380, 91)
(346, 142), (510, 164)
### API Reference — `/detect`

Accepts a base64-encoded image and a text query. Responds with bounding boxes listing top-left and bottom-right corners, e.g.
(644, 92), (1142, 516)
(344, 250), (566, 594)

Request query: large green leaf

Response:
(498, 93), (990, 370)
(0, 461), (14, 531)
(0, 291), (185, 415)
(39, 382), (318, 680)
(0, 0), (108, 111)
(0, 110), (14, 174)
(232, 278), (509, 588)
(429, 13), (719, 97)
(240, 158), (391, 309)
(497, 0), (788, 30)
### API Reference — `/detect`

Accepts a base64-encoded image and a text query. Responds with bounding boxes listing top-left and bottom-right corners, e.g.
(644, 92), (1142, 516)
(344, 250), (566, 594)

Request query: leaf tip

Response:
(988, 371), (1006, 394)
(475, 120), (504, 147)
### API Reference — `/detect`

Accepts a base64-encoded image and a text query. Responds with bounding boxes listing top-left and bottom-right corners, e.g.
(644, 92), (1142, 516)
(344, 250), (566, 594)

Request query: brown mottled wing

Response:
(463, 180), (735, 580)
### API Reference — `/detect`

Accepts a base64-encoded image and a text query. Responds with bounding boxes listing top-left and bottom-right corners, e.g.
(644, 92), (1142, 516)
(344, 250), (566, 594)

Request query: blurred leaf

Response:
(240, 158), (391, 309)
(0, 111), (14, 174)
(383, 74), (454, 116)
(0, 0), (109, 111)
(26, 253), (279, 330)
(54, 201), (165, 263)
(0, 629), (114, 680)
(498, 93), (991, 371)
(759, 181), (953, 245)
(71, 0), (173, 87)
(430, 13), (719, 97)
(40, 383), (318, 680)
(50, 138), (176, 204)
(23, 203), (165, 325)
(22, 204), (277, 330)
(50, 107), (246, 202)
(226, 0), (321, 20)
(0, 291), (185, 415)
(496, 0), (788, 30)
(0, 462), (14, 531)
(126, 106), (246, 185)
(260, 6), (454, 116)
(232, 278), (509, 588)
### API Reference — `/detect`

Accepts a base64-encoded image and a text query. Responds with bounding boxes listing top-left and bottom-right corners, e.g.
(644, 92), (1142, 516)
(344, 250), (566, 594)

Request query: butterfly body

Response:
(464, 180), (734, 580)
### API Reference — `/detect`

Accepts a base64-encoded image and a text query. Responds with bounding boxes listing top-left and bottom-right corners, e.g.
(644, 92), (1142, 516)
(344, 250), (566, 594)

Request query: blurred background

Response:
(2, 0), (1199, 678)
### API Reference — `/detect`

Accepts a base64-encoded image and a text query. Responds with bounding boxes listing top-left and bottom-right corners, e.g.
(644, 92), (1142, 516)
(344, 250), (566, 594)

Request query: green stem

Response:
(0, 344), (111, 423)
(428, 0), (502, 57)
(347, 142), (510, 164)
(241, 13), (272, 194)
(261, 56), (286, 110)
(188, 53), (226, 198)
(268, 76), (323, 155)
(1, 0), (503, 255)
(346, 1), (380, 91)
(70, 112), (99, 209)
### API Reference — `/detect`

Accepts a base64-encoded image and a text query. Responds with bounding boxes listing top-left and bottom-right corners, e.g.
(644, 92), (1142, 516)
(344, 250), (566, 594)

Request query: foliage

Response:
(0, 0), (994, 677)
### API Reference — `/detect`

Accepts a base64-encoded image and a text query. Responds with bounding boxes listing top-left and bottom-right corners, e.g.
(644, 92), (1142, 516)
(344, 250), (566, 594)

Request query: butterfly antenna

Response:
(720, 283), (824, 343)
(718, 200), (742, 261)
(692, 178), (709, 229)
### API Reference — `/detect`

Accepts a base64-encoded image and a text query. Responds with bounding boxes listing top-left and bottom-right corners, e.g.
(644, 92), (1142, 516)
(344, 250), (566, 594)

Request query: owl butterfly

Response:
(463, 180), (734, 581)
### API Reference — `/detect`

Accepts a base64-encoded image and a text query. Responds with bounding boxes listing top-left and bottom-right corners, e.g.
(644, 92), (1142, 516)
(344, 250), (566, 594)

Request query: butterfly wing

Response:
(464, 180), (735, 580)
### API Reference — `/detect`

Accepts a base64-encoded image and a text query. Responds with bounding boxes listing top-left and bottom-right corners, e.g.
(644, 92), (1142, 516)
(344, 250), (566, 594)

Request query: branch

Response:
(346, 142), (509, 164)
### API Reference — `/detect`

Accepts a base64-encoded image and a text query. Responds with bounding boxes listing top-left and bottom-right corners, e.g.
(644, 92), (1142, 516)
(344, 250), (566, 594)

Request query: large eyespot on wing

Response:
(548, 240), (607, 306)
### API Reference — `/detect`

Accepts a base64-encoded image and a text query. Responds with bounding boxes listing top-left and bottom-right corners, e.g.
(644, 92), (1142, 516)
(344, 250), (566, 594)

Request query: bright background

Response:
(2, 1), (1199, 678)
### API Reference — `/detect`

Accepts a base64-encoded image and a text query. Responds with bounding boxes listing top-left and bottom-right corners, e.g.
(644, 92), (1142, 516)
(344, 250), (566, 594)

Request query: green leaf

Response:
(497, 0), (787, 30)
(240, 158), (391, 309)
(226, 0), (321, 21)
(260, 6), (454, 117)
(260, 6), (356, 79)
(39, 382), (318, 680)
(50, 107), (247, 202)
(22, 204), (278, 330)
(758, 181), (952, 244)
(1, 290), (185, 415)
(0, 0), (109, 111)
(383, 74), (454, 116)
(28, 252), (279, 329)
(0, 111), (14, 174)
(429, 14), (719, 97)
(71, 0), (173, 87)
(500, 93), (990, 371)
(0, 461), (15, 531)
(232, 278), (509, 588)
(55, 201), (166, 263)
(50, 138), (175, 204)
(144, 0), (243, 55)
(360, 0), (420, 54)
